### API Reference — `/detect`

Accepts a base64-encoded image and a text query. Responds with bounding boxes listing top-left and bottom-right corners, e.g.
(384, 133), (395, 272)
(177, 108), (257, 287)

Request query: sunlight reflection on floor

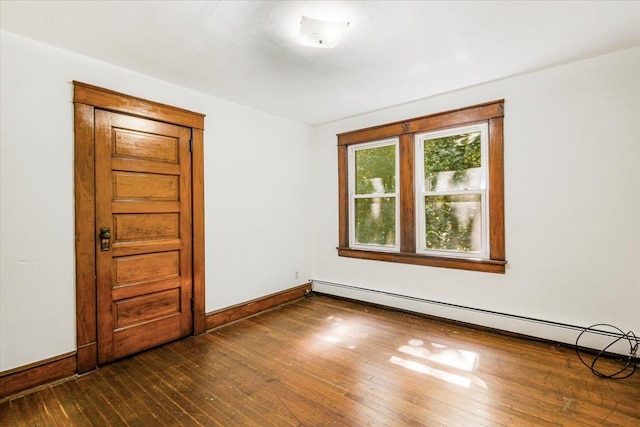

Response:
(398, 339), (479, 372)
(312, 316), (487, 389)
(316, 315), (371, 350)
(390, 355), (472, 388)
(392, 339), (487, 389)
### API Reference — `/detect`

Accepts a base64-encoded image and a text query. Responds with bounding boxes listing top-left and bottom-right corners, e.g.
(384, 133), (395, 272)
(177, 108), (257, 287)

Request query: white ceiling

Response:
(1, 1), (639, 125)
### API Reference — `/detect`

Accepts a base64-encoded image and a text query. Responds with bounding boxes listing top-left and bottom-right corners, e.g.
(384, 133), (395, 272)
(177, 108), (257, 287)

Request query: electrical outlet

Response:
(295, 271), (300, 280)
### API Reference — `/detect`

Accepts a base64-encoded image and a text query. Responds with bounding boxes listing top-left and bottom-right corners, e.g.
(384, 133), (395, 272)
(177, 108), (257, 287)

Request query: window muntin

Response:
(416, 124), (489, 259)
(337, 100), (505, 273)
(348, 139), (400, 251)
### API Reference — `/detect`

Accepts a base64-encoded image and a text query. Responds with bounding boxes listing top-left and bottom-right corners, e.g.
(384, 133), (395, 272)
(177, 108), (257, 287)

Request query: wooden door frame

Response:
(73, 81), (206, 373)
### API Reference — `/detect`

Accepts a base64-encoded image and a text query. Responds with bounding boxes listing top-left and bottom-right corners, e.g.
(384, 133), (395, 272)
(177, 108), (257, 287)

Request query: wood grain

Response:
(113, 213), (180, 241)
(337, 145), (349, 248)
(338, 122), (406, 146)
(178, 126), (193, 338)
(337, 247), (507, 273)
(205, 283), (312, 330)
(75, 344), (97, 379)
(405, 101), (504, 134)
(111, 157), (180, 175)
(73, 81), (205, 130)
(191, 128), (206, 335)
(114, 251), (180, 285)
(489, 116), (506, 261)
(73, 81), (206, 374)
(74, 103), (97, 374)
(3, 295), (638, 425)
(114, 129), (178, 163)
(113, 172), (179, 200)
(337, 100), (506, 273)
(95, 110), (193, 365)
(111, 239), (181, 257)
(337, 99), (504, 146)
(399, 133), (415, 253)
(115, 289), (180, 328)
(0, 353), (76, 399)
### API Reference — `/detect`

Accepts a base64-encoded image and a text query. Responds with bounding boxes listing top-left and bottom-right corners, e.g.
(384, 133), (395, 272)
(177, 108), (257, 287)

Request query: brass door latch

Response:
(99, 227), (111, 251)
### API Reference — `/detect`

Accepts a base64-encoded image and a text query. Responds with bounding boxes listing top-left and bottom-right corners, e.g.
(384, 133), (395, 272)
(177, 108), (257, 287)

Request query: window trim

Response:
(337, 100), (506, 274)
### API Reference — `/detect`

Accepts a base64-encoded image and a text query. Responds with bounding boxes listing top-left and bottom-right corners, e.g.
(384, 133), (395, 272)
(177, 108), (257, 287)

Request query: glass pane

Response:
(424, 194), (481, 252)
(355, 144), (396, 194)
(424, 131), (481, 192)
(355, 197), (396, 246)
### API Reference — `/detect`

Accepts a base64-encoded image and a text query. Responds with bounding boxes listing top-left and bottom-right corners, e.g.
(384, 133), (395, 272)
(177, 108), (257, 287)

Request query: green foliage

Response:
(424, 132), (480, 188)
(353, 144), (397, 246)
(355, 198), (396, 246)
(351, 133), (482, 252)
(355, 145), (396, 194)
(424, 195), (477, 252)
(423, 132), (481, 252)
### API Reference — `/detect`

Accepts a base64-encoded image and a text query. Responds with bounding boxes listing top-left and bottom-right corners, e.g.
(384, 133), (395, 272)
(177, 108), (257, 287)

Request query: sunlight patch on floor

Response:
(398, 340), (479, 372)
(312, 317), (487, 389)
(390, 355), (472, 388)
(392, 339), (487, 389)
(313, 315), (371, 350)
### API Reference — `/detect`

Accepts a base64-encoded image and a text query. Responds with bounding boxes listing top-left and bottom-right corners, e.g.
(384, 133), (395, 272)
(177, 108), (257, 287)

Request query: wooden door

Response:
(95, 110), (193, 364)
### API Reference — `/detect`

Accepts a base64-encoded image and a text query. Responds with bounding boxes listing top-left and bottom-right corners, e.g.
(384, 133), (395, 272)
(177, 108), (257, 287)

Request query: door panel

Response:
(95, 110), (193, 364)
(114, 289), (181, 329)
(113, 213), (180, 241)
(113, 172), (179, 200)
(113, 130), (179, 162)
(114, 251), (180, 285)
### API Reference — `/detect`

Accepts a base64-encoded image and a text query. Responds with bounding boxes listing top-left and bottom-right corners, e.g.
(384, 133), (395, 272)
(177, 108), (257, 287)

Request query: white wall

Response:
(311, 48), (640, 349)
(2, 28), (637, 373)
(0, 30), (314, 371)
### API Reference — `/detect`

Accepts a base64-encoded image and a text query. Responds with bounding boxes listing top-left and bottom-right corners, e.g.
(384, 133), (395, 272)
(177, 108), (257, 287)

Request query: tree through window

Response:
(337, 100), (506, 273)
(349, 139), (399, 250)
(417, 123), (488, 258)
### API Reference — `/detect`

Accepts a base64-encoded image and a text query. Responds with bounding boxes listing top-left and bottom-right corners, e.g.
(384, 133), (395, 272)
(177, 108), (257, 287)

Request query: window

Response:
(349, 139), (400, 251)
(416, 123), (488, 259)
(337, 100), (506, 273)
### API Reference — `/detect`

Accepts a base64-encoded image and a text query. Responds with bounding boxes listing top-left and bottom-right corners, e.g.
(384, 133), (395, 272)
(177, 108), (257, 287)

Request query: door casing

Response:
(73, 81), (206, 373)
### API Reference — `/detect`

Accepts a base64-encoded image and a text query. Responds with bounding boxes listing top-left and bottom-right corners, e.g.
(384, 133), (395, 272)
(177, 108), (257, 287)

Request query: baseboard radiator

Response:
(311, 279), (636, 357)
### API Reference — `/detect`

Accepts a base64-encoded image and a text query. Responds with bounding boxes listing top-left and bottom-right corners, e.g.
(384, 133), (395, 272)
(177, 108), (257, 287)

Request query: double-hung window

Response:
(416, 123), (489, 259)
(349, 139), (400, 251)
(337, 100), (506, 273)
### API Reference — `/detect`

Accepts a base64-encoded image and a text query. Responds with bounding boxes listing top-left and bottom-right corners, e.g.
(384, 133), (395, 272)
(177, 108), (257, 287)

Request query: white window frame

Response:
(348, 138), (400, 252)
(415, 123), (490, 259)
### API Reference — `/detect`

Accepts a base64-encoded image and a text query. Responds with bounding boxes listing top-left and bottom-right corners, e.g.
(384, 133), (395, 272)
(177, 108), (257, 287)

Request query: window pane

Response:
(355, 197), (396, 246)
(355, 145), (396, 194)
(424, 194), (481, 252)
(424, 131), (481, 192)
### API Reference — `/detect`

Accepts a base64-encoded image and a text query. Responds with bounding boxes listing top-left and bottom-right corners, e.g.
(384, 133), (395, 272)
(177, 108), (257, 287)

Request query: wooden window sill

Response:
(337, 247), (506, 274)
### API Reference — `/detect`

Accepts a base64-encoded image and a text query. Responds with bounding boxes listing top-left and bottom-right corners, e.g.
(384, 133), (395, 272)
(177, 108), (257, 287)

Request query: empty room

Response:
(1, 1), (639, 425)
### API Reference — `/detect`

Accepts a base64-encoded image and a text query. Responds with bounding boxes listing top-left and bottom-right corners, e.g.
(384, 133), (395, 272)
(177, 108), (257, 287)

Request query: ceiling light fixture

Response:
(297, 15), (350, 49)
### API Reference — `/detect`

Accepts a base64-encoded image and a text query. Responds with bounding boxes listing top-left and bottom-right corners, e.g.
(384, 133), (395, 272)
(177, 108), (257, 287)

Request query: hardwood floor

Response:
(1, 294), (638, 426)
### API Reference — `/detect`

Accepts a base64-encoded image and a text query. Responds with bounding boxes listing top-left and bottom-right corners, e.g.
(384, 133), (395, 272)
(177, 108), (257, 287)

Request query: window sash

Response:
(337, 99), (506, 274)
(415, 124), (490, 259)
(348, 139), (400, 251)
(418, 191), (487, 258)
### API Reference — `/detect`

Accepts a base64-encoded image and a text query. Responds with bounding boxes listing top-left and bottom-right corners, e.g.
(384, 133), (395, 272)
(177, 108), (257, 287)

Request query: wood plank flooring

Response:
(1, 294), (639, 426)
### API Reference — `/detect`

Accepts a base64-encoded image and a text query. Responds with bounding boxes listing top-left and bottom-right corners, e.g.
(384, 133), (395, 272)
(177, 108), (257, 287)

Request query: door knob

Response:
(99, 227), (111, 251)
